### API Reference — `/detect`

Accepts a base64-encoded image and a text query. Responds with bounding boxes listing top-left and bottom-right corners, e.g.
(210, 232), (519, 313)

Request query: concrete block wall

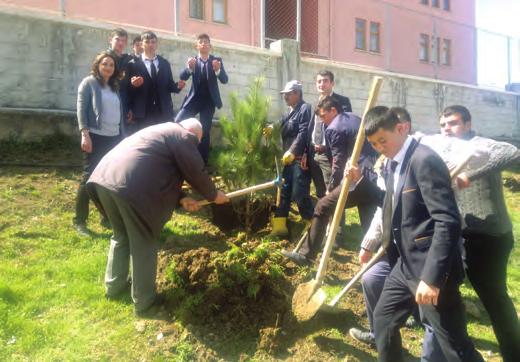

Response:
(1, 8), (519, 144)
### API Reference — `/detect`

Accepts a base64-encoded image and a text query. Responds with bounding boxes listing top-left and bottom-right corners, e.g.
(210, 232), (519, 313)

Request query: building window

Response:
(355, 18), (367, 50)
(190, 0), (204, 20)
(213, 0), (226, 23)
(419, 33), (429, 61)
(431, 36), (441, 63)
(420, 0), (429, 5)
(442, 38), (451, 65)
(443, 0), (450, 11)
(432, 0), (440, 7)
(369, 22), (380, 53)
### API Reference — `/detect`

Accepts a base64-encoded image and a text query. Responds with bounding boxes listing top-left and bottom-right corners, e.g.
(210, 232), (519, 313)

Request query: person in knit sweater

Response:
(440, 105), (520, 362)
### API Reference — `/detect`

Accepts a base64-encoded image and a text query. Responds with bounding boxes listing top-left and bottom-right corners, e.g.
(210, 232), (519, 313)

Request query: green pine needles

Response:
(214, 77), (281, 191)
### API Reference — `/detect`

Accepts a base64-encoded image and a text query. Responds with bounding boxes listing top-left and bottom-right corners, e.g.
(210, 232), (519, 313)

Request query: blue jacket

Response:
(281, 100), (312, 157)
(325, 112), (376, 191)
(179, 54), (228, 109)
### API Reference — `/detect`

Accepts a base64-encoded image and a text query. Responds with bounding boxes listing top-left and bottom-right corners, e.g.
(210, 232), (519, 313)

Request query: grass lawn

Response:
(0, 146), (519, 360)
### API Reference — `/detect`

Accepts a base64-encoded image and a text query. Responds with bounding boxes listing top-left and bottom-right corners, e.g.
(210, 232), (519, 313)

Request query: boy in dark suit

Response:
(127, 31), (185, 132)
(356, 106), (483, 362)
(175, 33), (229, 164)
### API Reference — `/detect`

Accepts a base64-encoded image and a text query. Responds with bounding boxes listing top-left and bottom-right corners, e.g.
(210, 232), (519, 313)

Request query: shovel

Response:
(292, 76), (384, 322)
(198, 159), (283, 206)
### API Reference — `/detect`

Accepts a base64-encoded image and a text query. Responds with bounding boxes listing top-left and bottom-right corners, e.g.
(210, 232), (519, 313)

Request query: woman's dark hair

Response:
(90, 51), (119, 91)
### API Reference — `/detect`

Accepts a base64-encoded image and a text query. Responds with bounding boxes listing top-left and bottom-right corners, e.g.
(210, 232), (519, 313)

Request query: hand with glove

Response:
(282, 150), (295, 165)
(262, 124), (274, 137)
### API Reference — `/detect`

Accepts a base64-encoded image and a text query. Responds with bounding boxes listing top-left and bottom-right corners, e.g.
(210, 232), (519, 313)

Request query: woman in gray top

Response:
(73, 51), (123, 236)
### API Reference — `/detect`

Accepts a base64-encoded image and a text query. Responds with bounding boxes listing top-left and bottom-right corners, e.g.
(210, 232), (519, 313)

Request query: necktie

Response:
(200, 60), (208, 82)
(381, 160), (398, 249)
(313, 115), (324, 145)
(150, 59), (157, 80)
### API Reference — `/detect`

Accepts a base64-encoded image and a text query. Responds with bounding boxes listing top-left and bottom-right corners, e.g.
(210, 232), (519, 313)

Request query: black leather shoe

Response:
(281, 250), (311, 266)
(349, 327), (375, 348)
(105, 280), (131, 301)
(74, 223), (91, 237)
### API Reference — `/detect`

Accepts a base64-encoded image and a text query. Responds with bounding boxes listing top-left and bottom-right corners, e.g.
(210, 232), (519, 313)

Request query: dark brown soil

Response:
(152, 214), (413, 361)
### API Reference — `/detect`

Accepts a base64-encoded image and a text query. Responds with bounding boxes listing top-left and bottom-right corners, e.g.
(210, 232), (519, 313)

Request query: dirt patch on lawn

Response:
(154, 217), (385, 361)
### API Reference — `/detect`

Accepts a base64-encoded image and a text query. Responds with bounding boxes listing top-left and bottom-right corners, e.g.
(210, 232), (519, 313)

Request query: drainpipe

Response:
(174, 0), (180, 35)
(260, 0), (265, 48)
(296, 0), (301, 43)
(59, 0), (66, 17)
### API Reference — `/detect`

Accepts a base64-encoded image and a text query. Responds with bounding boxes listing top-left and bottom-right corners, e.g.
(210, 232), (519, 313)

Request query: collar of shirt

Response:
(141, 54), (159, 76)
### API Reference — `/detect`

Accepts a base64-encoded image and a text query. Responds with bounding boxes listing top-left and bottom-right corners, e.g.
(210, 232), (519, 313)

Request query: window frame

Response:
(369, 21), (381, 53)
(355, 18), (367, 51)
(443, 0), (450, 11)
(212, 0), (227, 24)
(431, 0), (440, 8)
(442, 38), (451, 65)
(189, 0), (205, 20)
(419, 33), (430, 62)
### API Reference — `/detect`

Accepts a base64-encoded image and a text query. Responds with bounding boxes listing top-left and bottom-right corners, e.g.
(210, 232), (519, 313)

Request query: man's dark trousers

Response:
(274, 162), (314, 220)
(175, 98), (215, 165)
(464, 231), (520, 362)
(374, 262), (484, 362)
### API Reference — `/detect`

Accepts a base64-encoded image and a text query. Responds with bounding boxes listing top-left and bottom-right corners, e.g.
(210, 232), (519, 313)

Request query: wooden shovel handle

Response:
(198, 180), (276, 206)
(313, 76), (384, 290)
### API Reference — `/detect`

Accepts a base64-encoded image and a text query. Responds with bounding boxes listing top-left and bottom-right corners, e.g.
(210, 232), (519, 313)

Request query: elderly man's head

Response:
(179, 118), (203, 142)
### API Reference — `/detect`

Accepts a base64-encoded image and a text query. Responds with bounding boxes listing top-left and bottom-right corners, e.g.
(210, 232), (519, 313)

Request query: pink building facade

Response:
(0, 0), (476, 84)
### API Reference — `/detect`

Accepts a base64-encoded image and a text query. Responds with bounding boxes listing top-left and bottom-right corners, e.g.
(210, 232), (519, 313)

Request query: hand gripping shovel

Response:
(292, 76), (384, 322)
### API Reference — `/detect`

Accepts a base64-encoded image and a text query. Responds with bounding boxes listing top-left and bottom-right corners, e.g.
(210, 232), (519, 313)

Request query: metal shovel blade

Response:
(292, 280), (327, 322)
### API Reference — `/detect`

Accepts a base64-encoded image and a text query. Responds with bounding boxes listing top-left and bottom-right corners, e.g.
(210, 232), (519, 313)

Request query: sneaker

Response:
(349, 327), (375, 347)
(74, 223), (91, 237)
(281, 250), (311, 266)
(135, 294), (168, 319)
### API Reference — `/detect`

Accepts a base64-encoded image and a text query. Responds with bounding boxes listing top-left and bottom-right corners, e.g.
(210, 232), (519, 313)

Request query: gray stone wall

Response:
(1, 9), (519, 143)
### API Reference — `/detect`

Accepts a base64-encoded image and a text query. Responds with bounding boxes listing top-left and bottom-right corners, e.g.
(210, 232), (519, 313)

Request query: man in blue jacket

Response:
(175, 33), (229, 164)
(271, 80), (314, 236)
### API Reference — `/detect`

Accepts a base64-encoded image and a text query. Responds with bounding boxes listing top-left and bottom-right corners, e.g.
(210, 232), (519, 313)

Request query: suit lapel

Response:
(392, 138), (419, 215)
(138, 59), (152, 81)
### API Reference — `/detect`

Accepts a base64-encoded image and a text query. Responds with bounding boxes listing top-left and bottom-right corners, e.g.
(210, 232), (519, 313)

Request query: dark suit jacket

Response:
(127, 55), (181, 121)
(179, 54), (228, 109)
(307, 92), (352, 158)
(324, 112), (376, 191)
(387, 139), (464, 288)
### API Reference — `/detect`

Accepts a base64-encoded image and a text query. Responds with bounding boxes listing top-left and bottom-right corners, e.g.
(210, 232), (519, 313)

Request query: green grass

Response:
(0, 164), (519, 360)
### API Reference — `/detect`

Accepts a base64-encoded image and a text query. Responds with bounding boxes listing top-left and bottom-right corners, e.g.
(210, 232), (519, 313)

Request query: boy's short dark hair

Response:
(141, 31), (158, 41)
(316, 70), (334, 82)
(442, 105), (472, 124)
(132, 35), (141, 45)
(315, 95), (342, 115)
(110, 28), (128, 39)
(197, 33), (211, 42)
(365, 106), (401, 136)
(390, 107), (412, 125)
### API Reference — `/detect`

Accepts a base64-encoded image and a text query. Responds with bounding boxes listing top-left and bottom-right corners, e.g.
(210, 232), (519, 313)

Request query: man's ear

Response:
(395, 122), (407, 135)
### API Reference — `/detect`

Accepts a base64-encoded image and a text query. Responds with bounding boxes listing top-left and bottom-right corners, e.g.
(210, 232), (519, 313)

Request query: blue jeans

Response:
(275, 162), (314, 220)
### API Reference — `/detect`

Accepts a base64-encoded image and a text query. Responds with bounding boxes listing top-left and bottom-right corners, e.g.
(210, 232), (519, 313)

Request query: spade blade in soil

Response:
(292, 280), (326, 322)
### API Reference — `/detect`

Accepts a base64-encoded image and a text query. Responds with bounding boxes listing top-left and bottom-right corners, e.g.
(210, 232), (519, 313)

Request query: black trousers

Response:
(73, 133), (120, 226)
(175, 98), (216, 165)
(298, 180), (378, 259)
(374, 262), (484, 362)
(463, 231), (519, 362)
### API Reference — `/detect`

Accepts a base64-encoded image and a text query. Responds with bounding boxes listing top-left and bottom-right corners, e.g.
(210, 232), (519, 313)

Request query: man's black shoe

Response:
(105, 280), (131, 301)
(349, 327), (376, 348)
(281, 250), (311, 266)
(74, 223), (91, 237)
